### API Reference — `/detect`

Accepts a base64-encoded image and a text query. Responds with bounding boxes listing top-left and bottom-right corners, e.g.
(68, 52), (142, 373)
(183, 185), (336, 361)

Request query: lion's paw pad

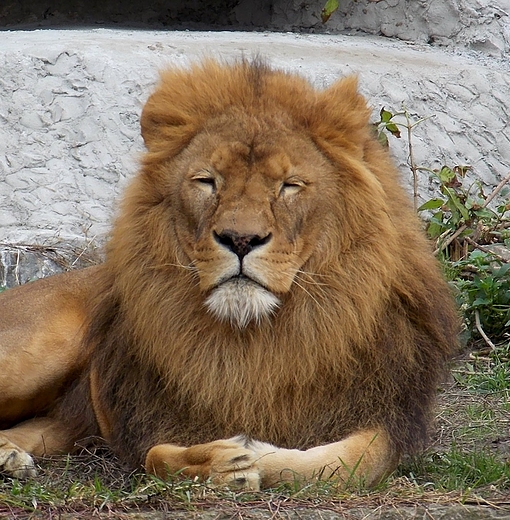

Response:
(0, 448), (37, 478)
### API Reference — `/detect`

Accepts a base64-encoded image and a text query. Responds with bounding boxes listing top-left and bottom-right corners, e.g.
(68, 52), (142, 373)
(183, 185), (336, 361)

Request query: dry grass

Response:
(0, 240), (102, 272)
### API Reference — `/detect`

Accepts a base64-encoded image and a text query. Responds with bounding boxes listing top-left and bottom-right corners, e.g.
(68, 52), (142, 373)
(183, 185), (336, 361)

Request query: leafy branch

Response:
(377, 107), (510, 346)
(374, 108), (434, 211)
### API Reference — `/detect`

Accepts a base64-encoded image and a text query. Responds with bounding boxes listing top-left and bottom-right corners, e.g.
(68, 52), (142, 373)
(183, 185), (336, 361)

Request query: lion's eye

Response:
(280, 178), (305, 197)
(193, 176), (216, 192)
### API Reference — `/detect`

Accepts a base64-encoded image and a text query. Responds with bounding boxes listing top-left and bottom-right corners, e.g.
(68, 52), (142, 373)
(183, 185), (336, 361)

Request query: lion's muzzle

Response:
(205, 276), (280, 328)
(214, 230), (272, 260)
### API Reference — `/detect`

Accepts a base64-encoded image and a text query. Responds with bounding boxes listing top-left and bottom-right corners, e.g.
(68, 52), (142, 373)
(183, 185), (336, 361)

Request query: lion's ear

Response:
(140, 61), (241, 156)
(313, 76), (372, 147)
(140, 71), (199, 156)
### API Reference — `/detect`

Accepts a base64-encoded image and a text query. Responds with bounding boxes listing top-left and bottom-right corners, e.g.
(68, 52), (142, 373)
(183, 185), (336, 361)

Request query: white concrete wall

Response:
(1, 27), (509, 282)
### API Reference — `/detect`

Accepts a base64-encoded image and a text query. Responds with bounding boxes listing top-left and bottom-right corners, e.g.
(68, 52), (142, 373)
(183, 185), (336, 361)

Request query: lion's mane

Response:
(59, 60), (458, 469)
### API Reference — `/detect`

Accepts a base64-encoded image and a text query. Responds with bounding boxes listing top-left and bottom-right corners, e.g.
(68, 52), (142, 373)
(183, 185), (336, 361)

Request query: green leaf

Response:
(494, 263), (510, 278)
(377, 131), (389, 148)
(437, 166), (456, 183)
(321, 0), (339, 23)
(473, 208), (496, 220)
(444, 187), (470, 222)
(472, 297), (491, 307)
(385, 123), (401, 138)
(427, 212), (446, 238)
(418, 198), (445, 211)
(469, 250), (488, 261)
(380, 108), (393, 123)
(427, 225), (442, 239)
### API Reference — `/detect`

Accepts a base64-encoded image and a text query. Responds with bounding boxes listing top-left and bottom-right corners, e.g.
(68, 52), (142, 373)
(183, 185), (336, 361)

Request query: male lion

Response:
(0, 59), (458, 490)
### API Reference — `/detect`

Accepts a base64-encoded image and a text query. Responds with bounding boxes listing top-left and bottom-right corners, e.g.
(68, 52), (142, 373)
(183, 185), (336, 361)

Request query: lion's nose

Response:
(214, 231), (272, 259)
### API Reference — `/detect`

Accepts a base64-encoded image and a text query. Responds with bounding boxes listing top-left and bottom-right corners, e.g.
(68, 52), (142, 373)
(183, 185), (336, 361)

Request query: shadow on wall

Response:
(1, 0), (277, 31)
(3, 1), (508, 53)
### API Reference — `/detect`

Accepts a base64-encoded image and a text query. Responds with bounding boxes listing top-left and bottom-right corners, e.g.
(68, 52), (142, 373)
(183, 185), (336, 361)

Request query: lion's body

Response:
(0, 60), (458, 489)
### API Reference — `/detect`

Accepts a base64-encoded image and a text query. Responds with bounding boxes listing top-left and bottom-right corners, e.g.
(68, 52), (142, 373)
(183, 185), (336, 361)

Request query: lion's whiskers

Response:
(149, 261), (202, 289)
(275, 268), (328, 314)
(294, 269), (329, 287)
(293, 277), (327, 314)
(151, 261), (197, 272)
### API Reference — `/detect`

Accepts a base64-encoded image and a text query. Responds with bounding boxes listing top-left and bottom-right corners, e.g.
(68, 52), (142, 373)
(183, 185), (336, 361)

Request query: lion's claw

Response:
(0, 448), (37, 478)
(208, 445), (260, 491)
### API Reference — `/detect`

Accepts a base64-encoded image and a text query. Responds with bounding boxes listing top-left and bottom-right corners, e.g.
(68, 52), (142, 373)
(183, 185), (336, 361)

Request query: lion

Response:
(0, 59), (458, 490)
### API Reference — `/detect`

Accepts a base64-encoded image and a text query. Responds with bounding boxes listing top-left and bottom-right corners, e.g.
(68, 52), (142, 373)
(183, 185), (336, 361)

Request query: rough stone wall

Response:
(1, 1), (510, 285)
(272, 1), (510, 55)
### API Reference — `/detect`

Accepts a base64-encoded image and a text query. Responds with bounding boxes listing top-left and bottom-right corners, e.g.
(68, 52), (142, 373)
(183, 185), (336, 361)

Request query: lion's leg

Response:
(0, 417), (75, 478)
(252, 429), (398, 489)
(145, 429), (397, 491)
(145, 437), (261, 490)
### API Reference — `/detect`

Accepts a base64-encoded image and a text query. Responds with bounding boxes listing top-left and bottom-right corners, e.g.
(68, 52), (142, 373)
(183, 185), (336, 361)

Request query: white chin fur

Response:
(205, 278), (280, 328)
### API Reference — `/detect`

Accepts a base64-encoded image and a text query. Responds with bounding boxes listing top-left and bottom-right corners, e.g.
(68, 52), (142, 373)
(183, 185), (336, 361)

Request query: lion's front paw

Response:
(0, 445), (37, 479)
(207, 441), (260, 491)
(146, 437), (260, 491)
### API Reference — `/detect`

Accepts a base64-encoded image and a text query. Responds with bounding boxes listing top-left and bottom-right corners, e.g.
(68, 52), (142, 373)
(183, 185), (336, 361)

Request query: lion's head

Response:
(112, 59), (400, 328)
(146, 102), (344, 327)
(90, 59), (457, 465)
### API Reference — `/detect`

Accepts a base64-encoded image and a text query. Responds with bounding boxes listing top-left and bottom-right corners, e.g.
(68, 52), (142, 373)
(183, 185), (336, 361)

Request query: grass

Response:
(402, 448), (510, 491)
(453, 344), (510, 397)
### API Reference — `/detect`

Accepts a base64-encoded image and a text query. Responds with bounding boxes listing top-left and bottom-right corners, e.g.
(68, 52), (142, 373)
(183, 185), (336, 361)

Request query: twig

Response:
(464, 237), (509, 263)
(71, 234), (98, 267)
(406, 115), (418, 212)
(403, 110), (420, 212)
(434, 224), (467, 256)
(474, 309), (496, 350)
(482, 172), (510, 208)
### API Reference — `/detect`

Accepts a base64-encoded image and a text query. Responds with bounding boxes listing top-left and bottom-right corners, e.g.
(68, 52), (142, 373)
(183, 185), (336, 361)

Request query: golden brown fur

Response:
(0, 60), (458, 488)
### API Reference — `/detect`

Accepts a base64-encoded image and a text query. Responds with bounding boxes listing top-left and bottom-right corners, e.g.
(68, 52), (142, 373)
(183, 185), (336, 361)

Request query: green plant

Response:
(401, 446), (510, 491)
(374, 107), (434, 211)
(453, 254), (510, 340)
(418, 166), (510, 343)
(321, 0), (339, 23)
(377, 106), (510, 346)
(420, 170), (510, 256)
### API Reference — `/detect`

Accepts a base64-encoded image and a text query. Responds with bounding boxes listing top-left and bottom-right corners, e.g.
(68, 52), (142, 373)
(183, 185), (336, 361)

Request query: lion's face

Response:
(169, 115), (334, 327)
(134, 61), (378, 329)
